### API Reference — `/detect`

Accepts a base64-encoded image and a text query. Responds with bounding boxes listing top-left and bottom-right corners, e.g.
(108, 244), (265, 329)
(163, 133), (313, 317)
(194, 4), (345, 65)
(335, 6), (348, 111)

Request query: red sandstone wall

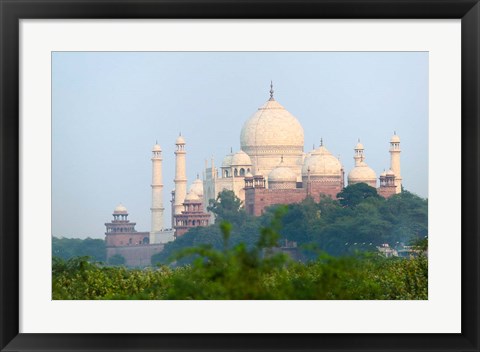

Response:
(245, 183), (343, 216)
(377, 186), (396, 198)
(105, 232), (150, 247)
(106, 244), (164, 267)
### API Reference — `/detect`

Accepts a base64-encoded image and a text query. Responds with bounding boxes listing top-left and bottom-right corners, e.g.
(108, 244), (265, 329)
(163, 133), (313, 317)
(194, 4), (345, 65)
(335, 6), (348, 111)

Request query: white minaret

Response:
(389, 132), (402, 193)
(354, 139), (365, 166)
(174, 134), (187, 215)
(150, 143), (164, 234)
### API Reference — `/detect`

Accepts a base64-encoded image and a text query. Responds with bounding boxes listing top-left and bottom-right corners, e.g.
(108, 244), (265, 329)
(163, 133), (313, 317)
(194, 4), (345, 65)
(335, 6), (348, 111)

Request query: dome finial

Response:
(269, 81), (274, 101)
(230, 147), (233, 153)
(320, 138), (323, 147)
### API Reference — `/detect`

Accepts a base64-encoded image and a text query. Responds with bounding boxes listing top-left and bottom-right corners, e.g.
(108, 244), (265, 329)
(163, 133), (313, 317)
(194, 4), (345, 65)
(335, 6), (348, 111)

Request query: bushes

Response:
(52, 210), (427, 300)
(52, 254), (427, 300)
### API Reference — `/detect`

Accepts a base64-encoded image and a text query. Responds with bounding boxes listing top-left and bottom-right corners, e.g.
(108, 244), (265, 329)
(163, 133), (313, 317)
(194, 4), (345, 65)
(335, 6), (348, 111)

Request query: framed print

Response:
(1, 0), (479, 351)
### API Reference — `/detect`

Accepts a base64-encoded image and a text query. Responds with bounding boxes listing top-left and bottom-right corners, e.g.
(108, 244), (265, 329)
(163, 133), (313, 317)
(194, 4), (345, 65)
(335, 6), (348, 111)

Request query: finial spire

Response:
(394, 130), (396, 135)
(197, 173), (199, 179)
(269, 81), (274, 101)
(358, 138), (360, 143)
(320, 138), (323, 147)
(230, 147), (233, 153)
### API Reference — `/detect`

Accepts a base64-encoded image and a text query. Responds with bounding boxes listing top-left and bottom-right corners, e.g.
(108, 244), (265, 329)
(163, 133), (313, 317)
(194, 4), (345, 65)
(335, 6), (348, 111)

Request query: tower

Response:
(353, 139), (365, 166)
(174, 134), (187, 215)
(150, 143), (164, 235)
(389, 132), (402, 193)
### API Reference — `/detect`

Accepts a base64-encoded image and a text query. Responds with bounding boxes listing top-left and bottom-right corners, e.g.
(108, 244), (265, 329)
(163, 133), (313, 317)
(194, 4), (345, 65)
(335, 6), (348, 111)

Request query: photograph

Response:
(51, 51), (429, 300)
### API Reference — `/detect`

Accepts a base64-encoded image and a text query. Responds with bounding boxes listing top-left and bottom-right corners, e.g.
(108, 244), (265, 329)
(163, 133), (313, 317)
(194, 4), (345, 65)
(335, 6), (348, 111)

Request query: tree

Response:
(337, 183), (381, 208)
(107, 254), (126, 266)
(52, 236), (106, 262)
(207, 190), (246, 226)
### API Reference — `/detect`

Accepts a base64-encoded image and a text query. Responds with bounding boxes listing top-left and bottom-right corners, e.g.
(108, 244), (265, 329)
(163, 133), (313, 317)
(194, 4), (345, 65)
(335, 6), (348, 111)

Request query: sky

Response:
(52, 51), (428, 239)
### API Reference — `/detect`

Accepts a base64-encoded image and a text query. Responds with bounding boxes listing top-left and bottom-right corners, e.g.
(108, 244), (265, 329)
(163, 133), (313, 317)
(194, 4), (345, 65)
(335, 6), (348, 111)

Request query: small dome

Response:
(184, 190), (200, 202)
(355, 142), (364, 150)
(222, 152), (233, 168)
(245, 171), (254, 178)
(153, 144), (161, 152)
(390, 134), (400, 143)
(302, 145), (342, 177)
(348, 162), (377, 183)
(387, 169), (395, 176)
(188, 177), (204, 197)
(268, 165), (297, 182)
(114, 204), (127, 214)
(231, 150), (252, 166)
(380, 170), (387, 177)
(176, 135), (186, 145)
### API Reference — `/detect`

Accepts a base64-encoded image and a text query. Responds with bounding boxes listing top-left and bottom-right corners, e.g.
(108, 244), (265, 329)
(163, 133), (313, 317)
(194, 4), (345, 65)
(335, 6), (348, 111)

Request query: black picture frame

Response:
(1, 0), (479, 351)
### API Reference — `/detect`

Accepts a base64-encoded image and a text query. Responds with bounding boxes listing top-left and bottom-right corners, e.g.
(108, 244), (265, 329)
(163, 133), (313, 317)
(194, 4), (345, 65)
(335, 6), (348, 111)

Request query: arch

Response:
(240, 168), (245, 176)
(234, 168), (238, 177)
(143, 237), (149, 244)
(225, 170), (229, 177)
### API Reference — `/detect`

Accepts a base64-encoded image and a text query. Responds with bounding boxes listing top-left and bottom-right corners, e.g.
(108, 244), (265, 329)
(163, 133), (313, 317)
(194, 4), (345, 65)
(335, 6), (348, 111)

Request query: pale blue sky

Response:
(52, 52), (428, 238)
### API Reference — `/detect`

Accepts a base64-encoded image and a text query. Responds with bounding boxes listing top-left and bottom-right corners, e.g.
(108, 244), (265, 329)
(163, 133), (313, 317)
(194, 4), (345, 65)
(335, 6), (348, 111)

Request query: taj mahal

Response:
(105, 83), (402, 265)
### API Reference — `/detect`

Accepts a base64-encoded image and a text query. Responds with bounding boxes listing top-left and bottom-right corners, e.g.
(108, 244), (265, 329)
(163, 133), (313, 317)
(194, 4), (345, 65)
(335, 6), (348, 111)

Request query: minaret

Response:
(174, 134), (187, 215)
(150, 142), (164, 234)
(354, 139), (365, 166)
(389, 132), (402, 193)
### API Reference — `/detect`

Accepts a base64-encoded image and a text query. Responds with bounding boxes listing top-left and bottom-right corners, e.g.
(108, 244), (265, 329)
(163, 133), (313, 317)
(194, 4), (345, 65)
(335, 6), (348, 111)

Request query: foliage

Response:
(207, 189), (247, 226)
(53, 208), (427, 300)
(337, 183), (381, 208)
(107, 254), (126, 266)
(52, 236), (106, 262)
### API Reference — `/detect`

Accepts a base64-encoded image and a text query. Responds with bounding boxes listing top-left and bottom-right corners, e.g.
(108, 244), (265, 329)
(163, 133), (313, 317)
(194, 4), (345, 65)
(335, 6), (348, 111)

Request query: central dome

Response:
(239, 89), (305, 181)
(240, 99), (304, 150)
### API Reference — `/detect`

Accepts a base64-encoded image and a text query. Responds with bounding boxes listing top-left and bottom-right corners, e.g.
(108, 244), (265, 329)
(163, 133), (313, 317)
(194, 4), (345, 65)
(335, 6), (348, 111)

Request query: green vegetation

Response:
(52, 186), (428, 300)
(52, 209), (427, 300)
(52, 236), (105, 262)
(153, 186), (428, 263)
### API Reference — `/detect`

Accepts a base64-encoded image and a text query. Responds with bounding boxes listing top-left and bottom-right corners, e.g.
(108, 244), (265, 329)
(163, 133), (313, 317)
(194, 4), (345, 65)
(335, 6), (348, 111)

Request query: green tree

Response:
(52, 237), (106, 262)
(207, 190), (247, 226)
(107, 254), (126, 266)
(337, 183), (381, 208)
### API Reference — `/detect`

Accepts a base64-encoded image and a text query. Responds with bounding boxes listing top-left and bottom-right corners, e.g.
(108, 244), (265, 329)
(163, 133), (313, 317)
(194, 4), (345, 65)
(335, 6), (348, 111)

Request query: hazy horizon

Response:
(52, 51), (428, 239)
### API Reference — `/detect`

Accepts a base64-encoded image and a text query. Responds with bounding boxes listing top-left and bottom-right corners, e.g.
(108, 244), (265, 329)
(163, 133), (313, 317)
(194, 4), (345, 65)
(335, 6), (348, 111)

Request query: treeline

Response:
(152, 184), (428, 265)
(53, 214), (427, 300)
(52, 236), (105, 262)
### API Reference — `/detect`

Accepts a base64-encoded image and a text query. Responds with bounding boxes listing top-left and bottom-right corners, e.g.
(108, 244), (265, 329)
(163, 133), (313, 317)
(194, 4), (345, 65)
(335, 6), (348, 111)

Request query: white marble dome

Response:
(222, 152), (233, 168)
(114, 204), (127, 214)
(231, 150), (252, 166)
(302, 146), (343, 177)
(348, 162), (377, 186)
(188, 178), (204, 197)
(268, 165), (297, 182)
(355, 141), (364, 150)
(184, 190), (200, 202)
(176, 135), (186, 145)
(390, 134), (400, 143)
(240, 99), (304, 151)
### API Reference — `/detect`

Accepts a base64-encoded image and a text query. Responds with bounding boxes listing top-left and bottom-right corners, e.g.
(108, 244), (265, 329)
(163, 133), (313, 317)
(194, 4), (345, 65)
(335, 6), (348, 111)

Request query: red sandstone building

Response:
(173, 190), (210, 238)
(104, 204), (150, 246)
